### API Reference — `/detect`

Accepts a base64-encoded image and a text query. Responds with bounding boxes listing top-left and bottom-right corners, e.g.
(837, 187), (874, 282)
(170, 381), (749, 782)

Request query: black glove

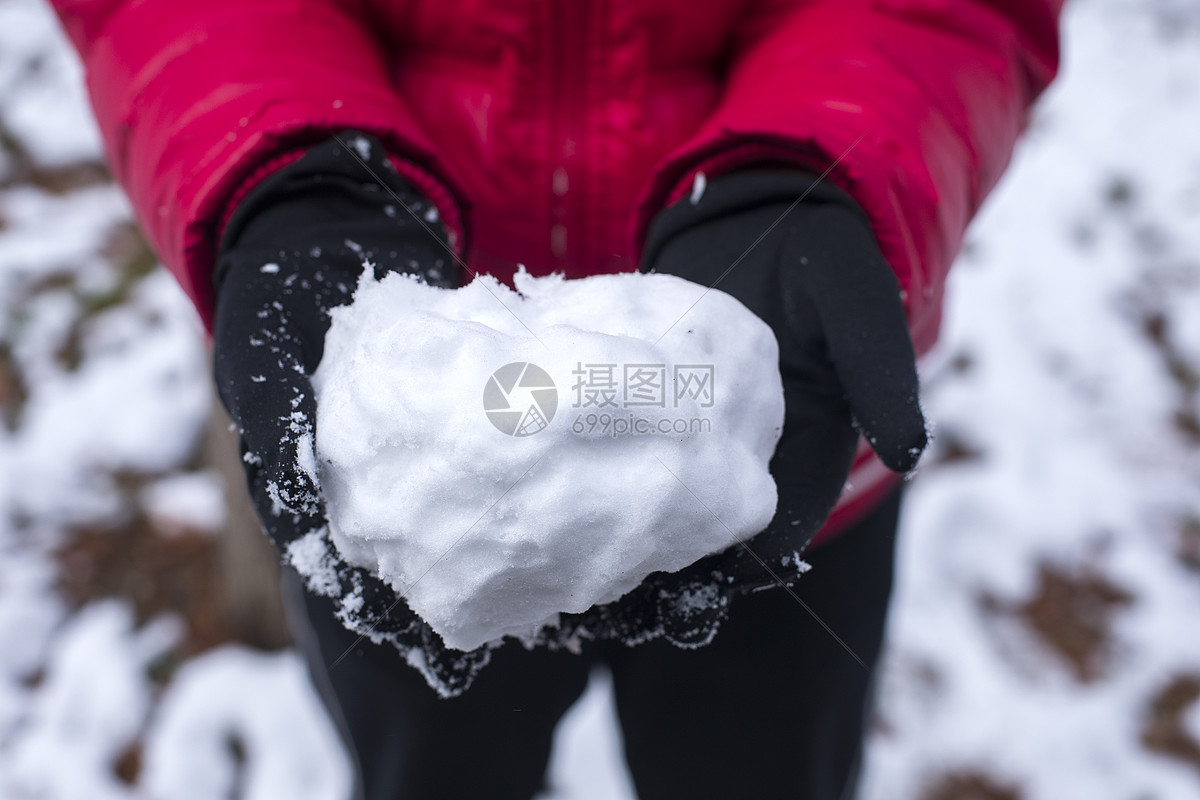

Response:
(540, 171), (926, 651)
(628, 170), (928, 621)
(212, 132), (494, 696)
(209, 132), (722, 690)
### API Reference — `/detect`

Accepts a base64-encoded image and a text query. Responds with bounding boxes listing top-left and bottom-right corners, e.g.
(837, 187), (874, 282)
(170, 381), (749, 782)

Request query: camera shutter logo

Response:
(483, 362), (558, 436)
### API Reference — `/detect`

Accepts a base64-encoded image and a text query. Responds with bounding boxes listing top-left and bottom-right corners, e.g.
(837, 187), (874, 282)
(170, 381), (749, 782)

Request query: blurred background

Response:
(1, 0), (1198, 797)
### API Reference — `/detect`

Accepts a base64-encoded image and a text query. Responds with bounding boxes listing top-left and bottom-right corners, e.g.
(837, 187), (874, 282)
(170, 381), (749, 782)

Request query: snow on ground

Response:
(0, 0), (1198, 798)
(138, 647), (351, 800)
(0, 0), (350, 796)
(539, 669), (637, 800)
(858, 1), (1200, 797)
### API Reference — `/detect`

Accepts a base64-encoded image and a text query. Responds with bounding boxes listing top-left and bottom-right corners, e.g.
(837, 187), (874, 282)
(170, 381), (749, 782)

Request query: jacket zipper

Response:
(548, 0), (589, 271)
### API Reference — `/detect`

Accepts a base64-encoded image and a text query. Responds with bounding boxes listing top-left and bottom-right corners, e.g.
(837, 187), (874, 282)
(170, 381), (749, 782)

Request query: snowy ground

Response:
(1, 0), (1198, 798)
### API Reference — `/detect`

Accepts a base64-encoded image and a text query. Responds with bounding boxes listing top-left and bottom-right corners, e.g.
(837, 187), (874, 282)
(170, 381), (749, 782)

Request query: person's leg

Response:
(283, 572), (591, 800)
(608, 487), (902, 800)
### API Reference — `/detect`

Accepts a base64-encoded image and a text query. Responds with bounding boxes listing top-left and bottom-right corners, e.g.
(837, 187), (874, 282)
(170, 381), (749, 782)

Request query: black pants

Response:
(287, 487), (902, 800)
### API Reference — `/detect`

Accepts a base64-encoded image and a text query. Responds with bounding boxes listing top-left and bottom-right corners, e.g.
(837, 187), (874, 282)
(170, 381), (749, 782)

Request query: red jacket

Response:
(50, 0), (1060, 544)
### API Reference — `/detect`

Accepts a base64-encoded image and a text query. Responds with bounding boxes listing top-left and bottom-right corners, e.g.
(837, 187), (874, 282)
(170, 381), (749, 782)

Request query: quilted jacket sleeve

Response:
(48, 0), (463, 328)
(635, 0), (1063, 354)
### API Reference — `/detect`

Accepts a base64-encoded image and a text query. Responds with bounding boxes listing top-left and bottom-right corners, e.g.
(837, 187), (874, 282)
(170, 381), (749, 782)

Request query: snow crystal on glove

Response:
(311, 268), (784, 651)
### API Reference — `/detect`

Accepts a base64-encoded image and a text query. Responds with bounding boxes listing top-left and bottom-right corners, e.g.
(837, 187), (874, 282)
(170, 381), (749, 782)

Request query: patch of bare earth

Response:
(1178, 517), (1200, 576)
(52, 461), (290, 787)
(918, 769), (1024, 800)
(1141, 673), (1200, 776)
(981, 562), (1134, 683)
(0, 118), (110, 194)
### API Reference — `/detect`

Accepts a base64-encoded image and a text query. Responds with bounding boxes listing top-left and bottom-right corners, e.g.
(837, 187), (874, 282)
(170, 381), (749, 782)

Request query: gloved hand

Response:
(592, 170), (928, 645)
(212, 132), (493, 696)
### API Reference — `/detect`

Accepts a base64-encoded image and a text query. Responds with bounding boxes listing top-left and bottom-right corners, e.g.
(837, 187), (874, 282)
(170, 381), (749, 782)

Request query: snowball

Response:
(311, 268), (784, 651)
